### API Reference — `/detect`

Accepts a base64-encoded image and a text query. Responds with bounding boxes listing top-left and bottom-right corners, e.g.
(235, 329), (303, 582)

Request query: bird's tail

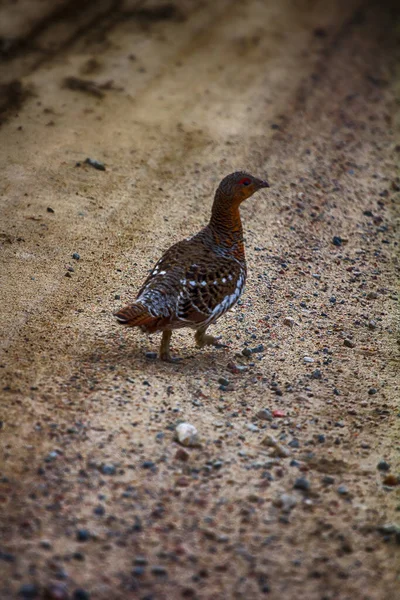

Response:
(114, 302), (154, 327)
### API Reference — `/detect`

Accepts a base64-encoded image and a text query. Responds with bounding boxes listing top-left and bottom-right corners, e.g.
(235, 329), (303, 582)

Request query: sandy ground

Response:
(0, 0), (399, 599)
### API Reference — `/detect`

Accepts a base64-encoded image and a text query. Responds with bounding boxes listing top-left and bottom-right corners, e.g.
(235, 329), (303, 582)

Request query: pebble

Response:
(73, 591), (90, 600)
(311, 369), (322, 379)
(247, 423), (259, 432)
(383, 474), (399, 486)
(377, 460), (390, 471)
(322, 475), (335, 485)
(337, 485), (349, 495)
(343, 338), (355, 348)
(276, 493), (298, 513)
(255, 408), (273, 421)
(242, 348), (252, 357)
(72, 252), (80, 260)
(303, 356), (314, 363)
(76, 529), (90, 542)
(151, 565), (168, 577)
(175, 448), (190, 462)
(84, 157), (105, 171)
(272, 410), (285, 418)
(368, 387), (377, 395)
(175, 422), (199, 447)
(293, 477), (310, 491)
(100, 464), (116, 475)
(366, 291), (378, 300)
(47, 206), (55, 213)
(368, 320), (377, 330)
(18, 584), (39, 598)
(261, 434), (291, 457)
(218, 377), (229, 386)
(283, 317), (295, 327)
(141, 460), (156, 469)
(332, 236), (343, 246)
(145, 352), (157, 359)
(227, 362), (249, 373)
(251, 344), (264, 353)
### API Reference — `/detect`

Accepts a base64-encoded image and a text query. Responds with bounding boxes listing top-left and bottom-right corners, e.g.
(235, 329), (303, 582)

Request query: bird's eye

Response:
(239, 177), (251, 186)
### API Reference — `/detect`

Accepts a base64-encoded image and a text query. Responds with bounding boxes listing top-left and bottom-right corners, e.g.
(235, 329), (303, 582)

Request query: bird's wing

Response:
(176, 255), (246, 324)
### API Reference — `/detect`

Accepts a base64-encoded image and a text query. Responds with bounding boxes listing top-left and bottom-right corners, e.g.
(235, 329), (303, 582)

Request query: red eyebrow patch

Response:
(238, 177), (251, 185)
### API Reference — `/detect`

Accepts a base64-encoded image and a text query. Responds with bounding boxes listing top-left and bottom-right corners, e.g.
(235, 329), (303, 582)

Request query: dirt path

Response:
(0, 1), (399, 599)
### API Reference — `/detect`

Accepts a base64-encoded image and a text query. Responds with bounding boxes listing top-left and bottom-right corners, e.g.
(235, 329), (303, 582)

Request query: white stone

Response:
(175, 422), (199, 447)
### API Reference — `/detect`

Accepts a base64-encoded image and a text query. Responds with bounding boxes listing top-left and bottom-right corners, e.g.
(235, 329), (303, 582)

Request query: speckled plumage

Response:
(115, 171), (269, 360)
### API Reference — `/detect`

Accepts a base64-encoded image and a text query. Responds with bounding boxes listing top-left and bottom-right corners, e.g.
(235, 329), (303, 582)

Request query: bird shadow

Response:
(80, 328), (236, 382)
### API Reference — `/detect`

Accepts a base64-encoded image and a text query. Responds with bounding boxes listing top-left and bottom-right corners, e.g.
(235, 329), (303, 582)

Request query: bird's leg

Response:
(195, 327), (227, 348)
(160, 330), (181, 362)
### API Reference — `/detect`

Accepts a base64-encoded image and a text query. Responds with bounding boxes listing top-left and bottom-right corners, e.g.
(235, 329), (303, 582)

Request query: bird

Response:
(114, 171), (270, 361)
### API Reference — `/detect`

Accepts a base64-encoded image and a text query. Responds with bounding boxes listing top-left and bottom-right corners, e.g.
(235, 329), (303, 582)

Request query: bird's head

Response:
(216, 171), (270, 205)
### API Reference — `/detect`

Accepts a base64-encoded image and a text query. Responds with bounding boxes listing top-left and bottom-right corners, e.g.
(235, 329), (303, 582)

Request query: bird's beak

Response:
(259, 179), (270, 188)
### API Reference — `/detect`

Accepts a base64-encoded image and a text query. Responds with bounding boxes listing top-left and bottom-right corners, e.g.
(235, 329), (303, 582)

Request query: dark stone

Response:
(293, 477), (310, 491)
(76, 529), (90, 542)
(18, 584), (39, 598)
(332, 236), (343, 247)
(377, 460), (390, 472)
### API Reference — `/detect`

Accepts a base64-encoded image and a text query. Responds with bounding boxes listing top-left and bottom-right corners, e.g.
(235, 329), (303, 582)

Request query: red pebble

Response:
(272, 410), (286, 418)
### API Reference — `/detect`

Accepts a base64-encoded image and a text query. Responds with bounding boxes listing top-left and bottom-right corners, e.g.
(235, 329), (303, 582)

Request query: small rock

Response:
(293, 477), (310, 492)
(73, 591), (90, 600)
(368, 320), (377, 330)
(255, 408), (273, 421)
(47, 207), (55, 213)
(100, 464), (116, 475)
(218, 377), (229, 386)
(276, 493), (297, 513)
(175, 447), (190, 461)
(311, 369), (322, 379)
(261, 434), (291, 457)
(272, 409), (285, 418)
(227, 362), (249, 374)
(337, 485), (349, 495)
(251, 344), (264, 353)
(145, 352), (157, 360)
(72, 252), (80, 260)
(84, 157), (105, 171)
(322, 475), (335, 485)
(151, 565), (168, 577)
(368, 387), (378, 395)
(366, 291), (378, 300)
(247, 423), (259, 432)
(377, 460), (390, 471)
(242, 348), (252, 357)
(141, 460), (156, 469)
(18, 584), (39, 599)
(343, 338), (355, 348)
(303, 356), (314, 363)
(329, 296), (337, 304)
(383, 474), (399, 486)
(175, 422), (199, 447)
(332, 236), (343, 247)
(76, 529), (90, 542)
(283, 317), (295, 327)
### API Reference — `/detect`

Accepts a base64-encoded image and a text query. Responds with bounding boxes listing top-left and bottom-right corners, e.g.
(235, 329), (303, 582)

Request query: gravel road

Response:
(0, 1), (399, 599)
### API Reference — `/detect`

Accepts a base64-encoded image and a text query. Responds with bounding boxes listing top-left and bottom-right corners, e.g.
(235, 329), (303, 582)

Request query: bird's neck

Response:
(208, 191), (244, 258)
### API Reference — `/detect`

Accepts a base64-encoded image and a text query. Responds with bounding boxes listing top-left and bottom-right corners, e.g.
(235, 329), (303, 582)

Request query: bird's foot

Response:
(160, 351), (183, 363)
(195, 332), (227, 349)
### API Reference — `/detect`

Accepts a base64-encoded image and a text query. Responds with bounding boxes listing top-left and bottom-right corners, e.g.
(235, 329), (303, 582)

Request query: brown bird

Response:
(114, 171), (269, 361)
